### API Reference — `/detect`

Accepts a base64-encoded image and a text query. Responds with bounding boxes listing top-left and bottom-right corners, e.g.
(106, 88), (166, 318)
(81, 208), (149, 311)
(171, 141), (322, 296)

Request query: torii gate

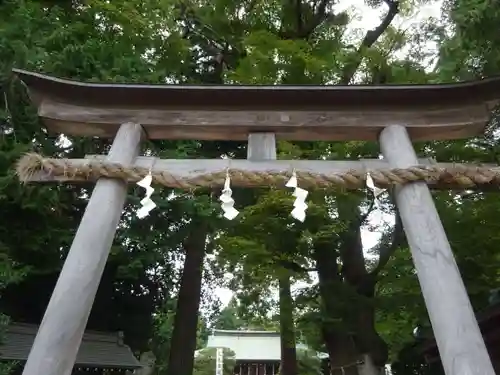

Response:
(13, 69), (500, 375)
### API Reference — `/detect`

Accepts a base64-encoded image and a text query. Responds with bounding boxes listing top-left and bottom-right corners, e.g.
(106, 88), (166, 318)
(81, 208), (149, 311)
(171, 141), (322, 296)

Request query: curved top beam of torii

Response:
(12, 68), (500, 141)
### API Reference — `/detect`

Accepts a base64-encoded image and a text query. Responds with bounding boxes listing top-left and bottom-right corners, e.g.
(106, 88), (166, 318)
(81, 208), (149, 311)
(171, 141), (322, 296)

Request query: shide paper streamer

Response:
(286, 170), (309, 222)
(219, 172), (239, 220)
(136, 172), (157, 218)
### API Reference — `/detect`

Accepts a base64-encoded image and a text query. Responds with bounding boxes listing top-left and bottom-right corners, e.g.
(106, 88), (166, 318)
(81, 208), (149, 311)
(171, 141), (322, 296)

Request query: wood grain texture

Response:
(22, 123), (144, 375)
(379, 125), (495, 375)
(38, 100), (491, 141)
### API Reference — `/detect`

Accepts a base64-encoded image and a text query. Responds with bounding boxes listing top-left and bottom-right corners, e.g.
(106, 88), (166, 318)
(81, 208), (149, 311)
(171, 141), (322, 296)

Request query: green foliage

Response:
(152, 298), (211, 374)
(212, 298), (244, 330)
(0, 191), (24, 375)
(439, 0), (500, 78)
(0, 0), (231, 355)
(0, 314), (16, 375)
(391, 341), (443, 375)
(296, 349), (324, 375)
(193, 348), (236, 375)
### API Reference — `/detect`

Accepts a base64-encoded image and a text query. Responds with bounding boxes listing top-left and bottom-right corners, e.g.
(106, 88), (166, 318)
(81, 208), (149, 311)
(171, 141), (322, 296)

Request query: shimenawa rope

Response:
(15, 153), (500, 190)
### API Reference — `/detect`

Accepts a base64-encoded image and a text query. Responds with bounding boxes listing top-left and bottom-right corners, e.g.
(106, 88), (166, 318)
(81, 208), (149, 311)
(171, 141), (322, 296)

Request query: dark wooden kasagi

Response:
(14, 69), (500, 375)
(13, 69), (500, 142)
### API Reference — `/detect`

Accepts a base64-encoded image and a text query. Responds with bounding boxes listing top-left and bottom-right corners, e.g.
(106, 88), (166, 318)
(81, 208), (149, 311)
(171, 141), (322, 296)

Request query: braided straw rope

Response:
(15, 152), (500, 190)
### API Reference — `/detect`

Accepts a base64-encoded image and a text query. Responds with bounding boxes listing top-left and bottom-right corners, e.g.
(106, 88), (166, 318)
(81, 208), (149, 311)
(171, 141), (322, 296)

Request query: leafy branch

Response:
(340, 0), (400, 84)
(281, 0), (331, 39)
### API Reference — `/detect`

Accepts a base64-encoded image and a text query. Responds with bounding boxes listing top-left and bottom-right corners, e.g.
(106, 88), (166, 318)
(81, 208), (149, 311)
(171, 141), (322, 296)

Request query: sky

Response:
(213, 0), (443, 307)
(343, 0), (442, 30)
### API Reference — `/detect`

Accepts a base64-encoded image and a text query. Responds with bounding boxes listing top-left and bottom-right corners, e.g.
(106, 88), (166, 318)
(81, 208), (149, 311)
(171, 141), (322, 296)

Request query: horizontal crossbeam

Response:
(16, 153), (500, 190)
(38, 101), (491, 141)
(14, 69), (500, 141)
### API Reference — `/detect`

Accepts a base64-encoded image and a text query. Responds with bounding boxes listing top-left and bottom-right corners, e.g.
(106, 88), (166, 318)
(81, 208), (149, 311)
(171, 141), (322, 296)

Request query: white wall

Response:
(206, 333), (281, 361)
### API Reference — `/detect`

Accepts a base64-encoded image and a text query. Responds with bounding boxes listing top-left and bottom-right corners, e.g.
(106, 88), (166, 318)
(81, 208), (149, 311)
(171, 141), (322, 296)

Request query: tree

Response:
(212, 298), (244, 330)
(166, 217), (211, 375)
(0, 230), (27, 375)
(296, 349), (325, 375)
(173, 1), (441, 374)
(0, 0), (186, 354)
(152, 297), (211, 374)
(217, 188), (313, 375)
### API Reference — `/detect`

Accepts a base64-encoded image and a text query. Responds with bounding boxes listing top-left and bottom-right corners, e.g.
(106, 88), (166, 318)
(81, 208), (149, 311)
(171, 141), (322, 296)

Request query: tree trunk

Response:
(278, 272), (298, 375)
(351, 277), (388, 370)
(313, 240), (360, 375)
(166, 222), (208, 375)
(336, 199), (388, 371)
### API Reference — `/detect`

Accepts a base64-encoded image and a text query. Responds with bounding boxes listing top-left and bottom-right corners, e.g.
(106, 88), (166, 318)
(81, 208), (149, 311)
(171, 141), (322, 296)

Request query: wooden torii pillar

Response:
(13, 69), (500, 375)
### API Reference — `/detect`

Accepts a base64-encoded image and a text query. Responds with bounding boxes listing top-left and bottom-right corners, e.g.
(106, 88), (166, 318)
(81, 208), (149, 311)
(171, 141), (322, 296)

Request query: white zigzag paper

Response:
(136, 174), (157, 219)
(286, 172), (308, 222)
(219, 174), (239, 220)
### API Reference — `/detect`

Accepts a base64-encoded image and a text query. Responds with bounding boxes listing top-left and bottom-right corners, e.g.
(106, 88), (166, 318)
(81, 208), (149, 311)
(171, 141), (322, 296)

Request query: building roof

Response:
(204, 329), (328, 361)
(211, 330), (281, 337)
(0, 323), (141, 370)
